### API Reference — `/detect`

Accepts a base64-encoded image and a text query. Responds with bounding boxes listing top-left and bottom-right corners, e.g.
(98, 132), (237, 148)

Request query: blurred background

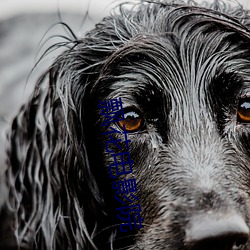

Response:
(0, 0), (250, 173)
(0, 0), (119, 171)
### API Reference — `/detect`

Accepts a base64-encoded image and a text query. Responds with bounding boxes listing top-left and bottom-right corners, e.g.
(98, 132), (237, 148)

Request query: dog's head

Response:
(3, 1), (250, 250)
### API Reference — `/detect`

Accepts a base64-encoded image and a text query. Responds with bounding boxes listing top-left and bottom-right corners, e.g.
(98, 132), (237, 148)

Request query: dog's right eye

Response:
(237, 98), (250, 123)
(117, 110), (144, 132)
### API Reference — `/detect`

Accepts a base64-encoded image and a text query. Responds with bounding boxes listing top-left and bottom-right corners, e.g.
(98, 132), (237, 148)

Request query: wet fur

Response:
(2, 0), (250, 249)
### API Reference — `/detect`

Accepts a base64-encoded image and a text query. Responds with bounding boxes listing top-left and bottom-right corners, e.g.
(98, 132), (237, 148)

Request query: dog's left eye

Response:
(117, 110), (144, 132)
(237, 98), (250, 123)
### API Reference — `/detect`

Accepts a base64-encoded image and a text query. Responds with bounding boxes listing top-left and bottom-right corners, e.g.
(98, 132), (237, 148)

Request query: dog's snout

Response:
(185, 213), (249, 250)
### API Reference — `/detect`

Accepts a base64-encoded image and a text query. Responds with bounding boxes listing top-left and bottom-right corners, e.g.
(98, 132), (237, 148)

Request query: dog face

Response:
(89, 3), (250, 249)
(3, 1), (250, 250)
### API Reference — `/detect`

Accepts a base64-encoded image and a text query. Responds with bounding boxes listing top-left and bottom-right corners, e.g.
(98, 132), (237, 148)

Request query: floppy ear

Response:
(4, 67), (100, 249)
(2, 17), (126, 249)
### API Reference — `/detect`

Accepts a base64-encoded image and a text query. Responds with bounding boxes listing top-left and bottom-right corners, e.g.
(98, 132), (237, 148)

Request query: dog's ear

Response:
(5, 66), (98, 249)
(3, 17), (125, 249)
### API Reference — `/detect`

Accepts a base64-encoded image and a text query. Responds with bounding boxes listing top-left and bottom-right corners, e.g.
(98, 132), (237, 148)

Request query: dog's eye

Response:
(237, 98), (250, 123)
(118, 110), (144, 132)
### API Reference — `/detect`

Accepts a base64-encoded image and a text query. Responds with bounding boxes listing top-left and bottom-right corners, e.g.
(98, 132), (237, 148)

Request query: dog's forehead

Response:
(92, 3), (250, 131)
(102, 6), (250, 104)
(106, 35), (248, 102)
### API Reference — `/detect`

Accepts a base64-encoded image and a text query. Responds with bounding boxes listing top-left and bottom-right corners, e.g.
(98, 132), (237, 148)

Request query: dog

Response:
(1, 0), (250, 249)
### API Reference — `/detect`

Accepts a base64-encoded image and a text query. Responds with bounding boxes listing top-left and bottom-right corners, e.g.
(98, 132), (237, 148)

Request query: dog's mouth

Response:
(185, 213), (249, 250)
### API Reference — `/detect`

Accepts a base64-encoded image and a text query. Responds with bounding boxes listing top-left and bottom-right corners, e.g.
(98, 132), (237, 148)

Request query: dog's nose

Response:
(185, 213), (249, 250)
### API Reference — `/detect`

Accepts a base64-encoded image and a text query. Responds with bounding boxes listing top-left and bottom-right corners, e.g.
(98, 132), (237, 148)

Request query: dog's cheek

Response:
(101, 130), (161, 218)
(129, 137), (160, 218)
(236, 129), (250, 158)
(122, 134), (167, 229)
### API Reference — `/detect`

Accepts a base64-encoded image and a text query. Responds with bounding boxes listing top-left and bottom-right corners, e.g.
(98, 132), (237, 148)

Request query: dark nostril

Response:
(187, 234), (248, 250)
(185, 213), (249, 250)
(235, 236), (249, 248)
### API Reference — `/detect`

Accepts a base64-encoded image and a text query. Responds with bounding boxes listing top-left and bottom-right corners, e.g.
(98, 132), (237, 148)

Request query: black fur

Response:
(2, 0), (250, 249)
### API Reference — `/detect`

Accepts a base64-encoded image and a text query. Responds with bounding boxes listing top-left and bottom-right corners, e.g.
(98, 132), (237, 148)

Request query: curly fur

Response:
(2, 0), (250, 249)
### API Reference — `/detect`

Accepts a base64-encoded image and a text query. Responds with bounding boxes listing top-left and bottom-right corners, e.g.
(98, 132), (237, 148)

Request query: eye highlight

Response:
(118, 110), (144, 132)
(237, 98), (250, 123)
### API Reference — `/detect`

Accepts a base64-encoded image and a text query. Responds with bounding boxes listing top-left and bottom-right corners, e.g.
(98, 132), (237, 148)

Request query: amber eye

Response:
(118, 110), (144, 132)
(237, 99), (250, 123)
